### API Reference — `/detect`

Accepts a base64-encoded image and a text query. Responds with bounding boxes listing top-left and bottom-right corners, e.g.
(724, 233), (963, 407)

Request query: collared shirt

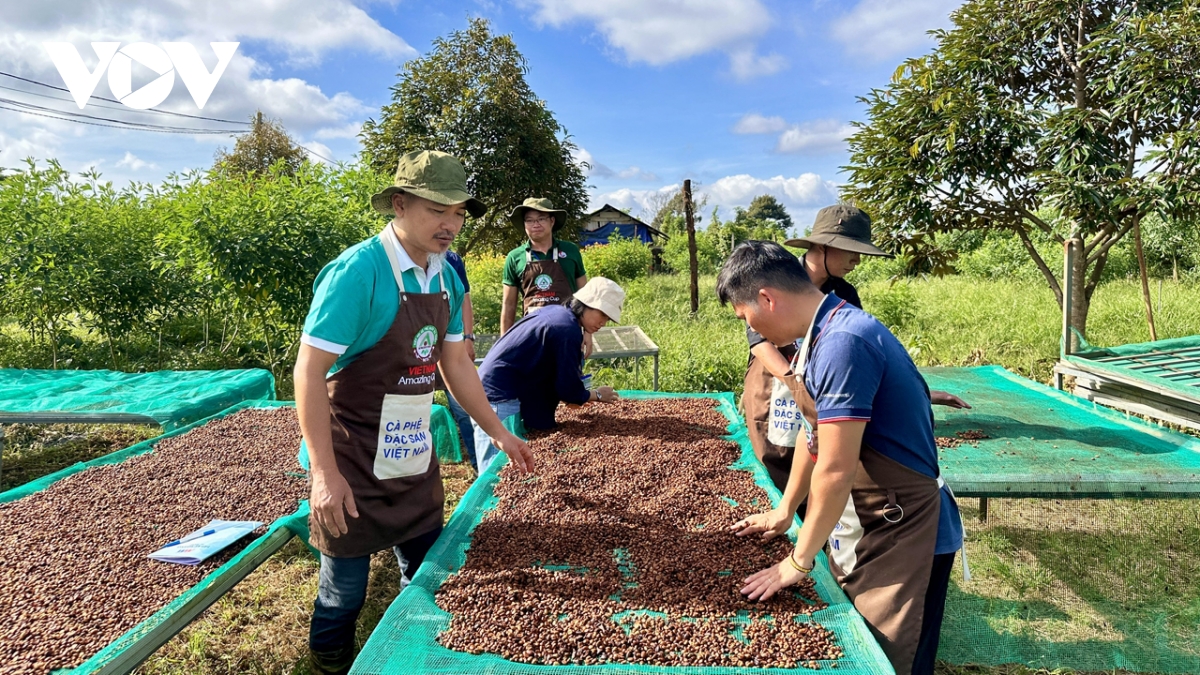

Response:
(300, 226), (465, 375)
(803, 292), (963, 555)
(502, 239), (586, 291)
(477, 305), (590, 430)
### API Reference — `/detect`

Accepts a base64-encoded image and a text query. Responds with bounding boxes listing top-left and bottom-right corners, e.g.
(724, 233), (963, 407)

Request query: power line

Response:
(0, 103), (239, 135)
(0, 95), (245, 134)
(297, 144), (336, 164)
(0, 71), (251, 126)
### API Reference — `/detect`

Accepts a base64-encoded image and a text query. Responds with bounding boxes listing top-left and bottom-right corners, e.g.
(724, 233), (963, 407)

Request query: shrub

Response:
(463, 254), (506, 334)
(661, 231), (723, 276)
(582, 236), (653, 282)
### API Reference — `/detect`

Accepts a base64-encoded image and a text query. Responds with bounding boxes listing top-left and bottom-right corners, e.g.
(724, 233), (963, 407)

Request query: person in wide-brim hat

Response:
(508, 197), (568, 231)
(784, 203), (893, 258)
(298, 148), (534, 675)
(370, 150), (488, 219)
(500, 197), (589, 337)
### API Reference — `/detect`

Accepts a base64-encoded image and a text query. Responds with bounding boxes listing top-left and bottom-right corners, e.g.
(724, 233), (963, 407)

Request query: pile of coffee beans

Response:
(437, 398), (844, 668)
(0, 407), (306, 674)
(936, 429), (990, 449)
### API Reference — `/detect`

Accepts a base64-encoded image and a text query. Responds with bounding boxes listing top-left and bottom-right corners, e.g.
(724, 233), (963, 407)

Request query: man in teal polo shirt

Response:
(500, 197), (588, 334)
(294, 150), (534, 674)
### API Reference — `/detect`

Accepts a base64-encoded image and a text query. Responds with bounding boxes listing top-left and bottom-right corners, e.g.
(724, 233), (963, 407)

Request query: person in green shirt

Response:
(501, 197), (588, 335)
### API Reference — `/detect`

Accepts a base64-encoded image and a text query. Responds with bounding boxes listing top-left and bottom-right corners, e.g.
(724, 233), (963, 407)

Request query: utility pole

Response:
(683, 180), (698, 315)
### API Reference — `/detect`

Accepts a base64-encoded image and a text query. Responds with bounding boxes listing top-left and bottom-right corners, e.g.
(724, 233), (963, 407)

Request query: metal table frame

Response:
(1053, 239), (1200, 429)
(474, 325), (662, 390)
(0, 412), (161, 489)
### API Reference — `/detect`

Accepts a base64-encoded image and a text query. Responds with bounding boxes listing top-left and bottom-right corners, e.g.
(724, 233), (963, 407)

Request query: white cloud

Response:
(733, 113), (787, 135)
(831, 0), (961, 62)
(5, 1), (413, 67)
(114, 151), (156, 170)
(314, 122), (363, 140)
(616, 166), (658, 181)
(297, 140), (335, 164)
(775, 119), (855, 155)
(0, 0), (404, 182)
(704, 173), (839, 211)
(728, 49), (788, 80)
(575, 147), (658, 182)
(521, 0), (781, 78)
(589, 184), (680, 215)
(590, 172), (840, 226)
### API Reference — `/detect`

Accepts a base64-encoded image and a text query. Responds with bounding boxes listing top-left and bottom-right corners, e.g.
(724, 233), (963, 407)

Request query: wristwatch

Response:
(463, 333), (476, 341)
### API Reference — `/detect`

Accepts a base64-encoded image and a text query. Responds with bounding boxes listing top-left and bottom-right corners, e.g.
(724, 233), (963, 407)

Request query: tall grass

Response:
(586, 273), (1200, 394)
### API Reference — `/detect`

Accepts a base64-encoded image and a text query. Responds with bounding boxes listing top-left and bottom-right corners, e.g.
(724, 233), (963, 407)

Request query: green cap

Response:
(370, 150), (487, 219)
(784, 204), (893, 258)
(508, 197), (569, 232)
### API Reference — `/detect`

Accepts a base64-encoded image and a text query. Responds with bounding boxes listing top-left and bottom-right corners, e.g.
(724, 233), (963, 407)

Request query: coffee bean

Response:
(0, 408), (306, 674)
(435, 399), (844, 668)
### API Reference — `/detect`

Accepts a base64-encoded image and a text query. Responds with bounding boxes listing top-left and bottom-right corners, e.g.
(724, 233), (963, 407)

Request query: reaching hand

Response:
(729, 508), (794, 540)
(930, 390), (971, 409)
(494, 430), (536, 474)
(594, 386), (619, 404)
(741, 556), (809, 602)
(311, 469), (358, 537)
(583, 331), (595, 359)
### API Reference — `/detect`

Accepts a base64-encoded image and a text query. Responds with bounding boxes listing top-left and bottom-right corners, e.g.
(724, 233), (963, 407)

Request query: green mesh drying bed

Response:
(920, 366), (1200, 497)
(5, 396), (466, 674)
(1068, 335), (1200, 402)
(0, 400), (308, 675)
(352, 391), (895, 675)
(0, 368), (276, 430)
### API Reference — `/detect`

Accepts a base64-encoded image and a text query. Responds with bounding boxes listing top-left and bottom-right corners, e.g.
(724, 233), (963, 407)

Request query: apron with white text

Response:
(797, 301), (942, 675)
(521, 246), (574, 313)
(309, 230), (450, 558)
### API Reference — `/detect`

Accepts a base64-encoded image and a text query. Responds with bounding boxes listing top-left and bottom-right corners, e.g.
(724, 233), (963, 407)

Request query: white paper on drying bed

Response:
(148, 519), (263, 566)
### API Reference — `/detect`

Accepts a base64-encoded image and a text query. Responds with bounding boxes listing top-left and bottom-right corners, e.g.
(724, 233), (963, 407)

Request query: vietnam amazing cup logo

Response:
(534, 273), (553, 291)
(413, 325), (438, 361)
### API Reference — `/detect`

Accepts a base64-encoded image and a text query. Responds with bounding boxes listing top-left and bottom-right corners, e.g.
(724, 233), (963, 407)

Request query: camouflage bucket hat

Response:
(508, 197), (568, 232)
(370, 150), (487, 219)
(784, 204), (893, 258)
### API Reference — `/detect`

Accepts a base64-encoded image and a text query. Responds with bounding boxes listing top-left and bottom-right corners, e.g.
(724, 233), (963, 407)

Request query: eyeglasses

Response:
(524, 215), (554, 226)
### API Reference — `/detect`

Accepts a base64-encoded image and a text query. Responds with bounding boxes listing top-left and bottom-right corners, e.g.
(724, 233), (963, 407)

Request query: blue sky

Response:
(0, 0), (962, 233)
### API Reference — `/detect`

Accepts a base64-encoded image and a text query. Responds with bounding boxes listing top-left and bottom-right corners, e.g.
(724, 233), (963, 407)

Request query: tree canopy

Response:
(213, 112), (305, 177)
(360, 18), (588, 255)
(842, 0), (1200, 336)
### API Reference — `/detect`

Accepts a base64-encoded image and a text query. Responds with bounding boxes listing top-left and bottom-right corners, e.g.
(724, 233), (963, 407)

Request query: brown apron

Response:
(741, 341), (800, 492)
(309, 230), (450, 559)
(794, 300), (943, 675)
(520, 246), (574, 312)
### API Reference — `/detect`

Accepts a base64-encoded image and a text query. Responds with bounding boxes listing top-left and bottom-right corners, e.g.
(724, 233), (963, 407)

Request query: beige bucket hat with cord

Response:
(573, 277), (625, 324)
(508, 197), (569, 232)
(784, 204), (893, 258)
(370, 150), (487, 219)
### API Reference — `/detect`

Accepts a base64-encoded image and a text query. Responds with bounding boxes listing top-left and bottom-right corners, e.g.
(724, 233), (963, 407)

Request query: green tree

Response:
(214, 112), (305, 177)
(842, 0), (1200, 339)
(743, 194), (793, 234)
(360, 18), (588, 255)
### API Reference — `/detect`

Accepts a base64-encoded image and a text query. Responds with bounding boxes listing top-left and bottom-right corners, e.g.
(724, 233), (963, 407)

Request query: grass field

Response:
(4, 272), (1200, 674)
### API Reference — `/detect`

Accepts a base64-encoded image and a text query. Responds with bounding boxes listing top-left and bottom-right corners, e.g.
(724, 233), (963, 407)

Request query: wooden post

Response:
(683, 180), (699, 315)
(1133, 214), (1158, 341)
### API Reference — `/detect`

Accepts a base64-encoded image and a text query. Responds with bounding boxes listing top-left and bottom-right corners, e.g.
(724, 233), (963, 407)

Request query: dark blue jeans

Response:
(309, 527), (443, 664)
(445, 391), (477, 470)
